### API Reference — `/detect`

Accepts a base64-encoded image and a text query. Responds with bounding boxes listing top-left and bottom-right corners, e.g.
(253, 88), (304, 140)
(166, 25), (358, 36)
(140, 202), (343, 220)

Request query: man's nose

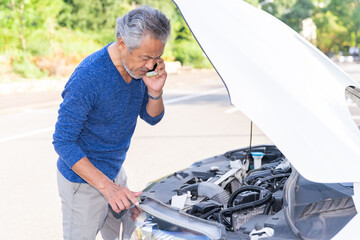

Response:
(145, 59), (156, 70)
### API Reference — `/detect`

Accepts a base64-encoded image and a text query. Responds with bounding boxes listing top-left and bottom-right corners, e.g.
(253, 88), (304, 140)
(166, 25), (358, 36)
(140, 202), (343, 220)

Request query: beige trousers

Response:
(57, 168), (135, 240)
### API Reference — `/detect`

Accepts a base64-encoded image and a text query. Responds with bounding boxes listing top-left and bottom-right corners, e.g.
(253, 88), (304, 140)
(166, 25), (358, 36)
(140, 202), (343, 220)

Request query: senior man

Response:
(53, 6), (171, 240)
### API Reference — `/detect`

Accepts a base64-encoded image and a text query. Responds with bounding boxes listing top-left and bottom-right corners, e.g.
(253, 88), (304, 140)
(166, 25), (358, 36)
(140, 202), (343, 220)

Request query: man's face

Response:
(119, 35), (165, 79)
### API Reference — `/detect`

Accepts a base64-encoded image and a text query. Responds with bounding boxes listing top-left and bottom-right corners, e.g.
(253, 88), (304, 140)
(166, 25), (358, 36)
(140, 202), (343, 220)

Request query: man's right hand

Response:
(71, 157), (142, 213)
(101, 181), (142, 213)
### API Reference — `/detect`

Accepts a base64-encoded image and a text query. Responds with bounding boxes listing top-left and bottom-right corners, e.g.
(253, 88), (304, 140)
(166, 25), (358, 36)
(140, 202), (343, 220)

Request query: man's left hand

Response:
(143, 58), (167, 97)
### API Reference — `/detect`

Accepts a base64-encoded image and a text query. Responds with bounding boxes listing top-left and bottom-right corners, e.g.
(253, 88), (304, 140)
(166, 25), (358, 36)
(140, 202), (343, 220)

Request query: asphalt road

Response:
(0, 64), (359, 239)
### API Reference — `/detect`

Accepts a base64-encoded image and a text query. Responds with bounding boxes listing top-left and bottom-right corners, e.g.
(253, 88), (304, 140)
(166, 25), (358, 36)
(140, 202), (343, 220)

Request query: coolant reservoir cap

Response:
(251, 152), (265, 169)
(251, 152), (265, 157)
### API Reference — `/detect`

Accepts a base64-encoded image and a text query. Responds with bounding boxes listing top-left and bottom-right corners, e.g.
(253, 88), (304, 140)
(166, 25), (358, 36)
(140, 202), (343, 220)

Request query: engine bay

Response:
(179, 146), (290, 232)
(140, 145), (356, 239)
(142, 146), (289, 232)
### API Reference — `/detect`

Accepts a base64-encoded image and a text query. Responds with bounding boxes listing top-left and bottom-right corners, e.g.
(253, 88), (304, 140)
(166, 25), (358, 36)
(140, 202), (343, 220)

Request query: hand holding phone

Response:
(146, 63), (158, 77)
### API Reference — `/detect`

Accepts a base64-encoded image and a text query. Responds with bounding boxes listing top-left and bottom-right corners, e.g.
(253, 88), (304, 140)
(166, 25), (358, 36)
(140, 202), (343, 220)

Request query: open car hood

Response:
(173, 0), (360, 183)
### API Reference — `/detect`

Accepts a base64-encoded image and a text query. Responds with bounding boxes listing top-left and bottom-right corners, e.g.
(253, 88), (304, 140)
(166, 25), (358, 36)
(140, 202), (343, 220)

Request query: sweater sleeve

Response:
(52, 68), (97, 168)
(139, 88), (164, 125)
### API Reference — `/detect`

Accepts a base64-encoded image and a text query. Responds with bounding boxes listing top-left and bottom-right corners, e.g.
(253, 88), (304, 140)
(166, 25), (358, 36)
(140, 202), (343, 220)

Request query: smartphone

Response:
(146, 63), (158, 77)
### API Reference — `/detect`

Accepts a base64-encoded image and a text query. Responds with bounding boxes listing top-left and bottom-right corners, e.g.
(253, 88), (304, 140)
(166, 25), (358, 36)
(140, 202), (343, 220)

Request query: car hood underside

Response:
(172, 0), (360, 184)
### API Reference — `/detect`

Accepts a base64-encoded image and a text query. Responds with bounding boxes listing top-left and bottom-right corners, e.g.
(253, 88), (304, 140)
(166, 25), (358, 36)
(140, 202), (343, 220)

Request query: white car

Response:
(126, 0), (360, 239)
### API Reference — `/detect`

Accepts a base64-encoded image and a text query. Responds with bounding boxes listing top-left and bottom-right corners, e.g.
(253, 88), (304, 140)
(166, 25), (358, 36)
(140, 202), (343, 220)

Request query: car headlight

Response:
(130, 212), (210, 240)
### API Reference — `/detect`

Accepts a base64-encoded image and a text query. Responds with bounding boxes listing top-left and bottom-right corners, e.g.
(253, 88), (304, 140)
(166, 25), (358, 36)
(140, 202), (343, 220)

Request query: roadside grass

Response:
(0, 27), (211, 82)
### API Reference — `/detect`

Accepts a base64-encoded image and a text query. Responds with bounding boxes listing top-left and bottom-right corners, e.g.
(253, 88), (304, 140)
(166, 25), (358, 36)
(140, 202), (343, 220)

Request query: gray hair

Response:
(116, 5), (171, 52)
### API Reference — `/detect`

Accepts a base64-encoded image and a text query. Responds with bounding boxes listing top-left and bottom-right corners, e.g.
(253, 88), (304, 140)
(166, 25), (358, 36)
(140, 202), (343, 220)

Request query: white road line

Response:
(0, 127), (54, 144)
(0, 88), (226, 143)
(0, 100), (61, 115)
(164, 87), (225, 104)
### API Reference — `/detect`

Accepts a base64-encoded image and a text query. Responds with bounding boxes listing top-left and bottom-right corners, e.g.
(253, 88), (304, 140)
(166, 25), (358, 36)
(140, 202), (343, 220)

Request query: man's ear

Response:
(117, 38), (126, 51)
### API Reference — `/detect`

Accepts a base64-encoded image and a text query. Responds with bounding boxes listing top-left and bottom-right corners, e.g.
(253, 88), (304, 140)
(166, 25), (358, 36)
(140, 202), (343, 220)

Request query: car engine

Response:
(179, 146), (290, 232)
(139, 145), (356, 240)
(141, 145), (291, 232)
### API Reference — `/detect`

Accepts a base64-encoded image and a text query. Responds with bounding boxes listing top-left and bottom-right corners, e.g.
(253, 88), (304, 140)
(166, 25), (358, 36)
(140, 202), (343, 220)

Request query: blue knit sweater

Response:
(53, 43), (164, 183)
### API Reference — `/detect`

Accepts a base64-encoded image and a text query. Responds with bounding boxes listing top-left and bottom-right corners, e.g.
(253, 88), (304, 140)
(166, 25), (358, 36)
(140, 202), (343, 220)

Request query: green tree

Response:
(0, 0), (62, 53)
(248, 0), (313, 33)
(261, 0), (297, 19)
(328, 0), (360, 47)
(313, 11), (348, 53)
(0, 0), (63, 78)
(279, 0), (314, 32)
(57, 0), (132, 32)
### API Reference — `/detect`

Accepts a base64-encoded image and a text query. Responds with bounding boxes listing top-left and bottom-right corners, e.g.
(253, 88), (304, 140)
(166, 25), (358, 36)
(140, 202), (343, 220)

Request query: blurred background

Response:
(1, 0), (360, 83)
(0, 0), (212, 83)
(1, 0), (360, 239)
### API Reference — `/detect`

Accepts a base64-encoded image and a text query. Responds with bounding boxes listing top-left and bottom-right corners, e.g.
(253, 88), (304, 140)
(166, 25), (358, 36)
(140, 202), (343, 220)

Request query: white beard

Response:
(122, 58), (143, 80)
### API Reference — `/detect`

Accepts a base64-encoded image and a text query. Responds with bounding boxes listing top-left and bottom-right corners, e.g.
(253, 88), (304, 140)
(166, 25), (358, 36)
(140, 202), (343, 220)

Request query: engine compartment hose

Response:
(254, 173), (291, 186)
(227, 185), (271, 208)
(218, 186), (272, 231)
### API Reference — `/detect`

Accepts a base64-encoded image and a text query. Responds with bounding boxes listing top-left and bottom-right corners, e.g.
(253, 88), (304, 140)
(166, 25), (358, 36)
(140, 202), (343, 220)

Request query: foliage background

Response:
(0, 0), (359, 80)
